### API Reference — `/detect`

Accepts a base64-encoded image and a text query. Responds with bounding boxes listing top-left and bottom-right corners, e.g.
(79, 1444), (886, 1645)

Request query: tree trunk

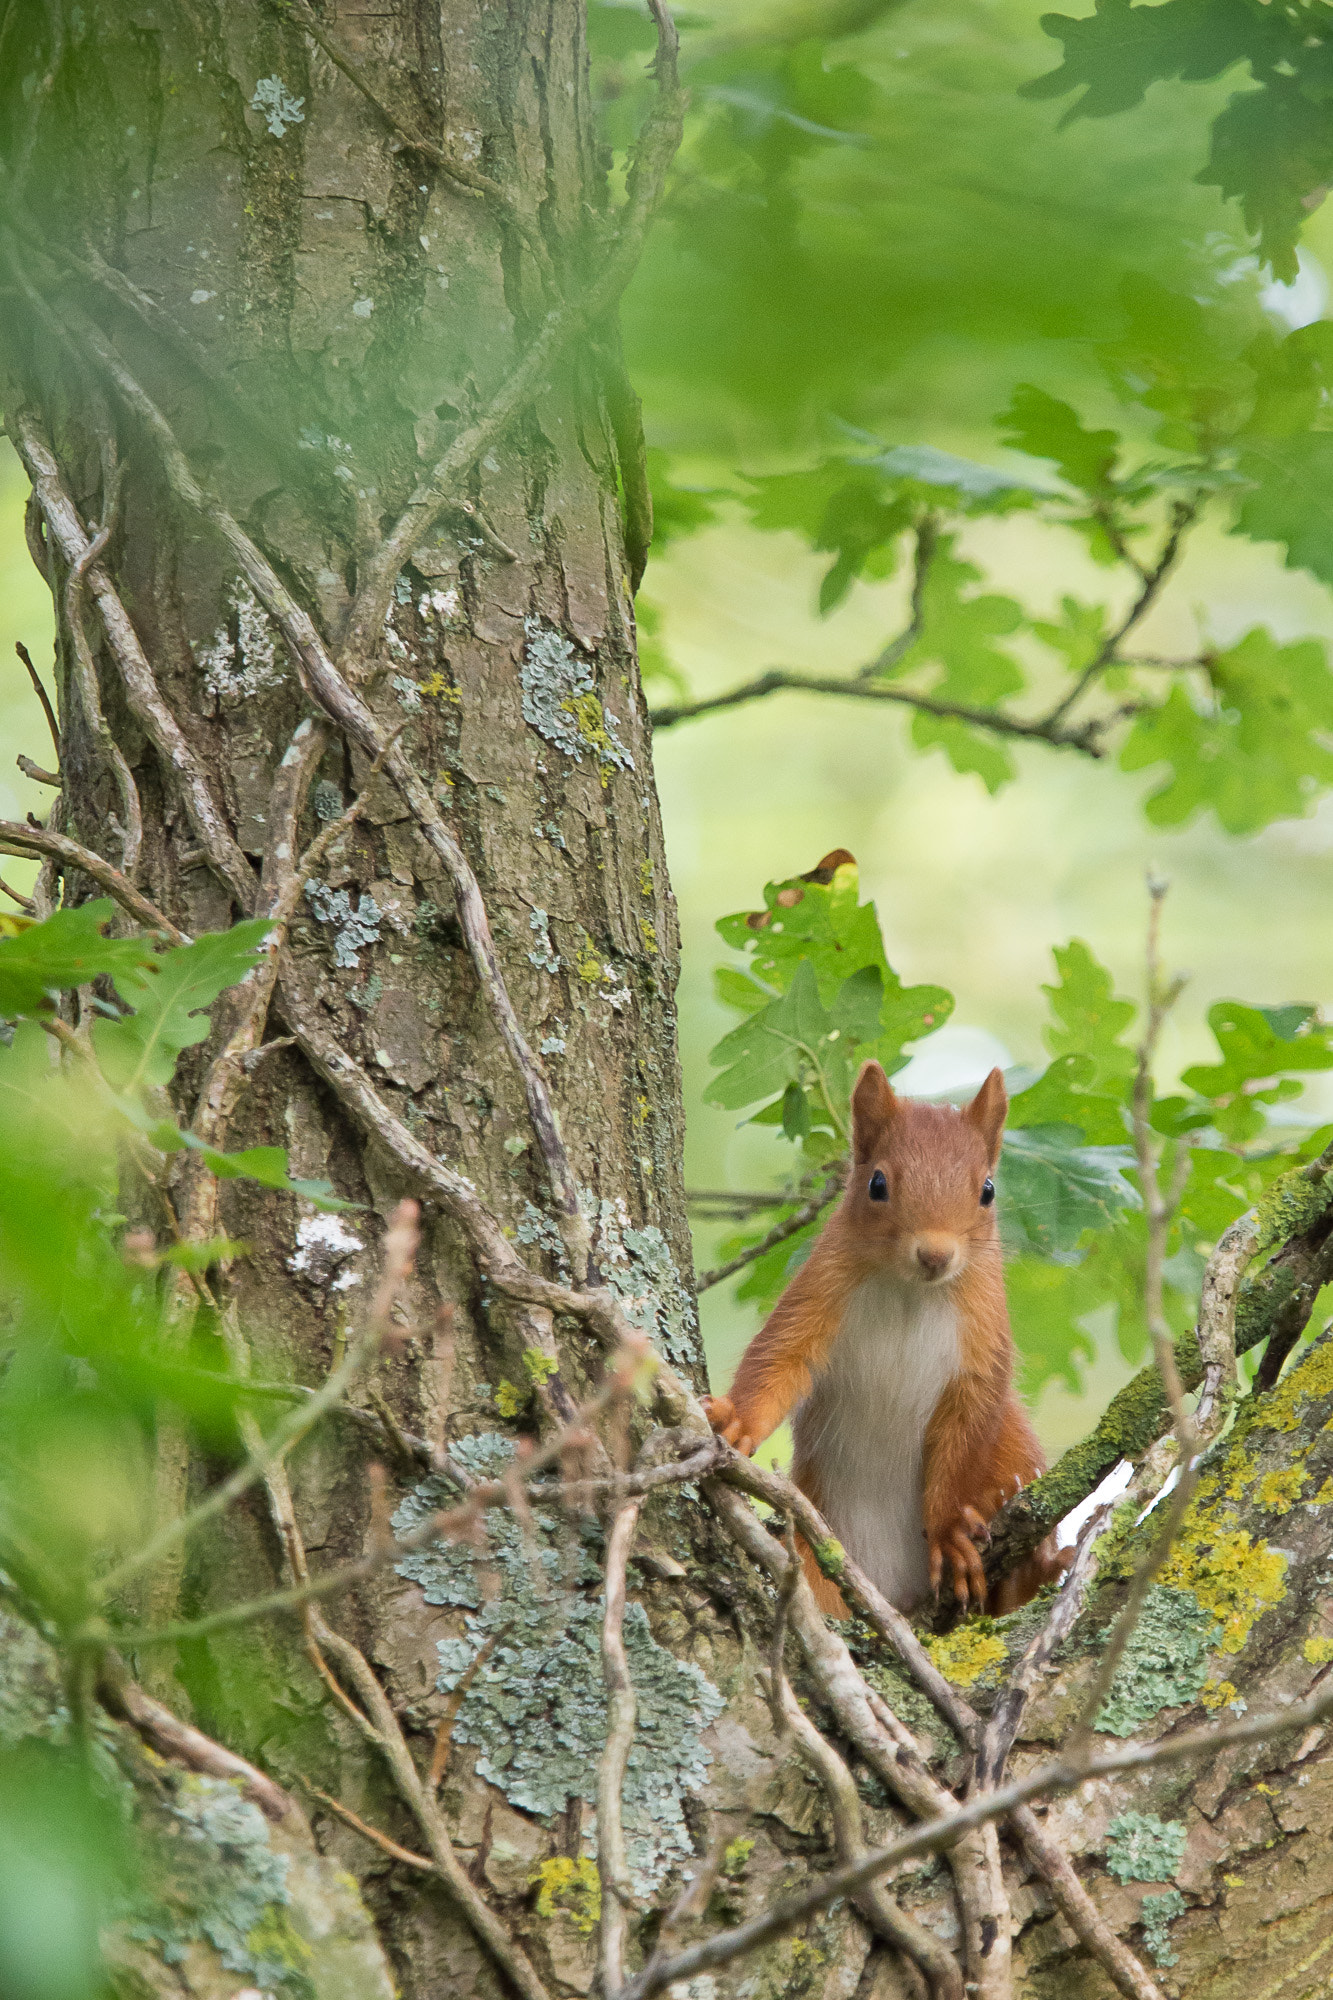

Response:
(2, 8), (1332, 2000)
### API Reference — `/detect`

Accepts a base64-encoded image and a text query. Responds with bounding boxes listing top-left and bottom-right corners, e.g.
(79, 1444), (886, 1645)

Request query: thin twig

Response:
(698, 1174), (842, 1291)
(0, 820), (188, 941)
(12, 414), (257, 912)
(64, 517), (143, 877)
(766, 1516), (799, 1738)
(16, 753), (59, 786)
(974, 1504), (1109, 1789)
(598, 1493), (644, 1997)
(0, 873), (36, 914)
(650, 666), (1108, 751)
(98, 1652), (292, 1821)
(774, 1673), (963, 2000)
(14, 640), (60, 758)
(1043, 500), (1198, 728)
(304, 1784), (434, 1870)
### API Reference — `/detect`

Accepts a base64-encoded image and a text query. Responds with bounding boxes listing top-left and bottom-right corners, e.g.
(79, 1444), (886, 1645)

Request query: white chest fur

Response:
(793, 1272), (961, 1609)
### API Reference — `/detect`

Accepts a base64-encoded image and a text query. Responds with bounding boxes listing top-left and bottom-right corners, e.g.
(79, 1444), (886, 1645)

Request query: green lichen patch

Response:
(585, 1195), (700, 1369)
(1105, 1811), (1187, 1883)
(1094, 1586), (1216, 1736)
(393, 1437), (723, 1890)
(1139, 1889), (1186, 1968)
(127, 1774), (305, 1992)
(812, 1537), (845, 1580)
(723, 1836), (755, 1877)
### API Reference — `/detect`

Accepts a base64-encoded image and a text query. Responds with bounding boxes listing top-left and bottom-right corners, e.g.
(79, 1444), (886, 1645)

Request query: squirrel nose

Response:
(913, 1237), (956, 1280)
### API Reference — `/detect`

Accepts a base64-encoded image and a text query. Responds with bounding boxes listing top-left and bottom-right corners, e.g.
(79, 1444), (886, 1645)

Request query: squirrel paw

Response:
(928, 1506), (991, 1606)
(703, 1394), (758, 1458)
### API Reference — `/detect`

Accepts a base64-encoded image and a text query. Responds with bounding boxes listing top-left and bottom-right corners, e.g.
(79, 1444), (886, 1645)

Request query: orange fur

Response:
(705, 1060), (1063, 1614)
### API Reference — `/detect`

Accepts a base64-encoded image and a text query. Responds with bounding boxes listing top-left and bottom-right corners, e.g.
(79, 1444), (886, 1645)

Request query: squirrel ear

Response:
(963, 1067), (1008, 1160)
(851, 1061), (897, 1163)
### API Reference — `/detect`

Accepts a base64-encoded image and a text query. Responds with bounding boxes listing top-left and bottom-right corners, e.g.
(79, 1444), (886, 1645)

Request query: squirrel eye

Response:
(980, 1176), (996, 1207)
(867, 1169), (888, 1203)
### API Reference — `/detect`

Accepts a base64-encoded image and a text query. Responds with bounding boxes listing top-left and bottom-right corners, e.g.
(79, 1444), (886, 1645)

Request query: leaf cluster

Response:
(703, 861), (1333, 1401)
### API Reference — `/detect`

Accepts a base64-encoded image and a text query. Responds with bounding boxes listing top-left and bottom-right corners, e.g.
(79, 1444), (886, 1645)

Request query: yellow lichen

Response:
(1302, 1635), (1333, 1665)
(1201, 1679), (1238, 1710)
(723, 1836), (755, 1877)
(419, 670), (460, 704)
(638, 859), (654, 897)
(1224, 1874), (1243, 1889)
(562, 692), (616, 785)
(639, 917), (658, 955)
(531, 1856), (601, 1934)
(495, 1379), (526, 1418)
(576, 934), (603, 985)
(1314, 1478), (1333, 1505)
(1255, 1465), (1308, 1515)
(1160, 1524), (1288, 1655)
(1250, 1333), (1333, 1435)
(634, 1095), (650, 1127)
(522, 1348), (557, 1385)
(926, 1625), (1009, 1687)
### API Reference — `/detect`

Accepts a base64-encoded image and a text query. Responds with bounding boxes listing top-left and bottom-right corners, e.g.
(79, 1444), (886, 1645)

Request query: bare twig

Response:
(12, 415), (258, 912)
(1043, 500), (1198, 728)
(598, 1494), (645, 1997)
(98, 1652), (292, 1821)
(650, 666), (1109, 751)
(64, 518), (143, 877)
(304, 1784), (434, 1870)
(774, 1674), (964, 2000)
(974, 1505), (1109, 1789)
(16, 753), (59, 786)
(697, 1174), (842, 1291)
(765, 1515), (800, 1738)
(0, 873), (36, 914)
(0, 820), (188, 941)
(14, 640), (60, 758)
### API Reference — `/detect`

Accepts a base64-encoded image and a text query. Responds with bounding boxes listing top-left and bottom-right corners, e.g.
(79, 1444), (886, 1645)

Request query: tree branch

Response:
(598, 1492), (644, 1998)
(14, 640), (60, 759)
(651, 667), (1108, 751)
(11, 414), (258, 912)
(0, 820), (188, 942)
(696, 1172), (843, 1291)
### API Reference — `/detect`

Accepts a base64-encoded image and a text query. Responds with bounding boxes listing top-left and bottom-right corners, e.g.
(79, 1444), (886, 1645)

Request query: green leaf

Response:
(742, 461), (915, 614)
(1235, 431), (1333, 590)
(136, 1114), (357, 1212)
(93, 920), (272, 1095)
(713, 966), (774, 1014)
(1120, 630), (1333, 835)
(1020, 0), (1258, 124)
(706, 958), (837, 1113)
(996, 386), (1119, 495)
(1182, 999), (1333, 1101)
(1042, 939), (1138, 1085)
(0, 902), (159, 1020)
(867, 443), (1044, 507)
(998, 1124), (1141, 1255)
(1008, 1054), (1128, 1147)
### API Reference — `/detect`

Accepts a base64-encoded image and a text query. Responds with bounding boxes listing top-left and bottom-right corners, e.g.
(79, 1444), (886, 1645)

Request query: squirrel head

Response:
(841, 1059), (1006, 1286)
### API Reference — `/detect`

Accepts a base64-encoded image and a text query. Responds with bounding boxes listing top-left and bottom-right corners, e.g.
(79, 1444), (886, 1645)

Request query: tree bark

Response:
(2, 7), (1333, 2000)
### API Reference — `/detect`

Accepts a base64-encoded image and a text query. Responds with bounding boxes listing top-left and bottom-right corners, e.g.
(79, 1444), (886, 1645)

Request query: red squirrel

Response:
(705, 1059), (1063, 1617)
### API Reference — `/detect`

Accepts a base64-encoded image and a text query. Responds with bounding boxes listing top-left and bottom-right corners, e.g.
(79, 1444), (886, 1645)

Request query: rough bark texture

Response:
(2, 8), (1333, 2000)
